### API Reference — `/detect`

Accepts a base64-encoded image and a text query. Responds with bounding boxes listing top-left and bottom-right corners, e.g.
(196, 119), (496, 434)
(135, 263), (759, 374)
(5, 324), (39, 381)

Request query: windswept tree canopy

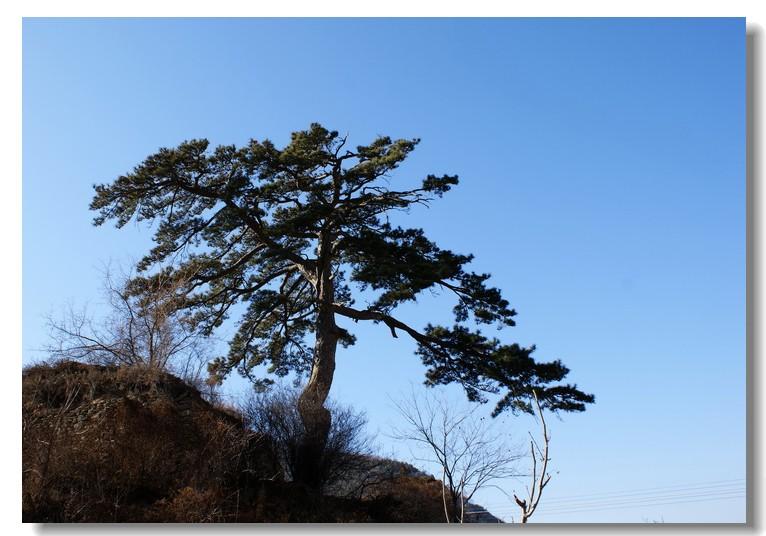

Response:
(91, 123), (594, 416)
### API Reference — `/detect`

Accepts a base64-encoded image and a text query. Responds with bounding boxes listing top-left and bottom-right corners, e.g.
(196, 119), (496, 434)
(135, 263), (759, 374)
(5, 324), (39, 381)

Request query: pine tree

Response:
(91, 124), (594, 487)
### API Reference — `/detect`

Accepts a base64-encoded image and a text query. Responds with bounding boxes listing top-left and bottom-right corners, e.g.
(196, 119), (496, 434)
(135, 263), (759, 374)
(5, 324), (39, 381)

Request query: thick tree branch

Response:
(332, 303), (433, 345)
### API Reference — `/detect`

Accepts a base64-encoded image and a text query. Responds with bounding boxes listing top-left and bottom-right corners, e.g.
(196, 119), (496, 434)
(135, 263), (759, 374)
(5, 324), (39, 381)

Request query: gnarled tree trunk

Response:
(295, 244), (339, 490)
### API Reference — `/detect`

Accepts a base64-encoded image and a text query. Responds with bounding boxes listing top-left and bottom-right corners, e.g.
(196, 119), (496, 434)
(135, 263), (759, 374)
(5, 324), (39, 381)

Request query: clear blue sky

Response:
(22, 18), (745, 523)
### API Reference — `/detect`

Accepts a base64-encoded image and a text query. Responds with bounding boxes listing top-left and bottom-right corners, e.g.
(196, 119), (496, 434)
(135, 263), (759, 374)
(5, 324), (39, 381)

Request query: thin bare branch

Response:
(391, 389), (521, 523)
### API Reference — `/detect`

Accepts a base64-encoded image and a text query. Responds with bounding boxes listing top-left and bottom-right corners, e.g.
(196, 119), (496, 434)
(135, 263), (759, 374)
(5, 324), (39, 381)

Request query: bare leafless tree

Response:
(513, 390), (552, 523)
(391, 389), (522, 523)
(240, 385), (376, 494)
(46, 267), (210, 383)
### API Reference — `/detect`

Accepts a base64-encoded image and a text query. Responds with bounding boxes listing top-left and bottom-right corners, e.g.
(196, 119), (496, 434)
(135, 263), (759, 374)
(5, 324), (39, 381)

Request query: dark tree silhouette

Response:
(90, 123), (594, 488)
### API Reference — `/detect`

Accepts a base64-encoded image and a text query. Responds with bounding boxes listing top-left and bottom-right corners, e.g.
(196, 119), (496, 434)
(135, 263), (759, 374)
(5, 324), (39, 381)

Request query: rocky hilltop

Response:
(22, 361), (501, 523)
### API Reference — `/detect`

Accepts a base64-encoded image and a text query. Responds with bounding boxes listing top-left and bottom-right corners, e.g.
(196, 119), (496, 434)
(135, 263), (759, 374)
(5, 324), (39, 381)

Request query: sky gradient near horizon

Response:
(22, 18), (746, 523)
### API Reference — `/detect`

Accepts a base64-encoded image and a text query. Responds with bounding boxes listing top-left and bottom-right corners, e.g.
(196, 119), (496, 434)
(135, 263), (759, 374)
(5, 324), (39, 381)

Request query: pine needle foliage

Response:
(91, 124), (594, 422)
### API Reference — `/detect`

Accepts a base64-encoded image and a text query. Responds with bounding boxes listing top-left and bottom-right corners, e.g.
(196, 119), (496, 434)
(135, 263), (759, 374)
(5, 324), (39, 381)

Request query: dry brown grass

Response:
(22, 361), (277, 522)
(22, 360), (494, 522)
